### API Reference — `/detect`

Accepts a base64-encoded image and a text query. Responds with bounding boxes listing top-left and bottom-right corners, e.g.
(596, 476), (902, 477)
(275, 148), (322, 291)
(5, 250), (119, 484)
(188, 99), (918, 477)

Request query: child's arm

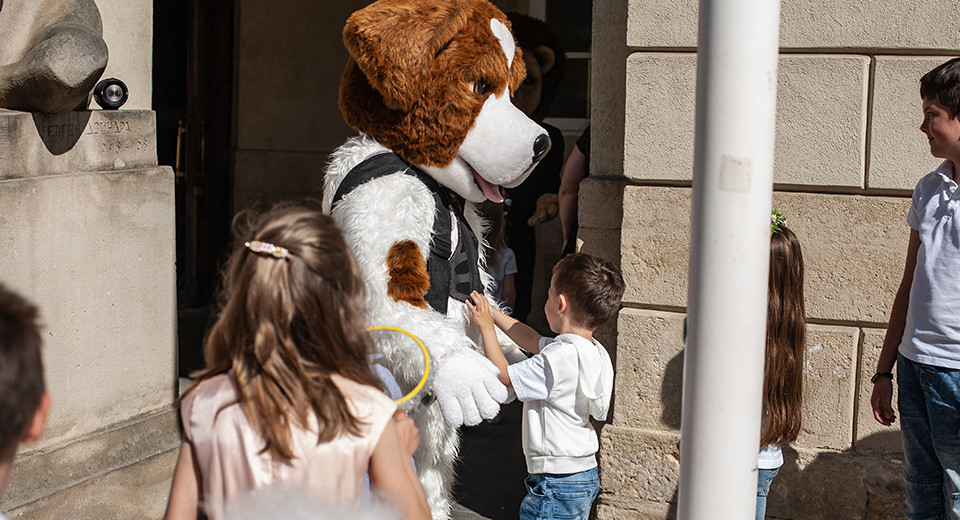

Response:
(163, 441), (201, 520)
(490, 303), (543, 354)
(466, 291), (513, 386)
(870, 229), (920, 426)
(369, 417), (431, 520)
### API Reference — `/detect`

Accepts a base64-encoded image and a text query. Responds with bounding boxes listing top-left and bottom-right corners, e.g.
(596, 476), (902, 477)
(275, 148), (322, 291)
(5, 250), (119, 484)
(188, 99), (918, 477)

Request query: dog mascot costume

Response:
(323, 0), (549, 517)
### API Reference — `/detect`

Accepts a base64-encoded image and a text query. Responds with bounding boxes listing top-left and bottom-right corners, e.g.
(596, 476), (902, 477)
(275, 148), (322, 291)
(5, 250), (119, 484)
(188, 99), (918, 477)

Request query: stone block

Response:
(597, 498), (675, 520)
(795, 325), (859, 451)
(2, 409), (180, 513)
(614, 309), (685, 430)
(97, 0), (154, 110)
(7, 449), (177, 519)
(621, 188), (911, 321)
(771, 192), (910, 323)
(621, 186), (690, 308)
(599, 425), (680, 504)
(626, 1), (696, 49)
(591, 0), (629, 179)
(624, 54), (870, 187)
(870, 56), (947, 191)
(855, 328), (903, 456)
(575, 227), (622, 267)
(578, 178), (625, 230)
(0, 110), (158, 177)
(623, 53), (696, 183)
(773, 55), (869, 187)
(0, 166), (176, 449)
(626, 0), (960, 51)
(767, 447), (903, 520)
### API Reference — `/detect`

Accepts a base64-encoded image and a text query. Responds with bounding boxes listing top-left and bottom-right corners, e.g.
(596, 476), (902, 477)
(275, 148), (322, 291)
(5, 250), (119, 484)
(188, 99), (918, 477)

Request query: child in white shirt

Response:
(466, 252), (624, 520)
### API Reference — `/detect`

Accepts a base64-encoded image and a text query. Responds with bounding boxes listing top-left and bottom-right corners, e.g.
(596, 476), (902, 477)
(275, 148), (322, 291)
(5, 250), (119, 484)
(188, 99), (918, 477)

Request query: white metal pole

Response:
(678, 0), (781, 518)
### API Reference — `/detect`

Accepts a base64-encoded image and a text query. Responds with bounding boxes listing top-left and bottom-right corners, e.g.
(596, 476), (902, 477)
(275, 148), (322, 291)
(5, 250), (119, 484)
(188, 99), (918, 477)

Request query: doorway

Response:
(154, 0), (236, 377)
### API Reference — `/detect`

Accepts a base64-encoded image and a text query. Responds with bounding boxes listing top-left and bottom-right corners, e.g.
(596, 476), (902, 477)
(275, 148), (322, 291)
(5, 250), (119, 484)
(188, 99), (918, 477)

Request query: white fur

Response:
(491, 19), (514, 67)
(325, 135), (527, 520)
(420, 91), (546, 202)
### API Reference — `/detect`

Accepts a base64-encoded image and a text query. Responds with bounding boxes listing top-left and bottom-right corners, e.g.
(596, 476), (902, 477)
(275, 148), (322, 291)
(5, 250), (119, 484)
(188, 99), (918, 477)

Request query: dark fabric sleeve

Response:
(576, 125), (590, 160)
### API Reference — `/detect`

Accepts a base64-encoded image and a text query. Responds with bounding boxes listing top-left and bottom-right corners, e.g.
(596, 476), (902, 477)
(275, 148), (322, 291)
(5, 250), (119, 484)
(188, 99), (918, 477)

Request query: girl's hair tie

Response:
(244, 240), (290, 259)
(771, 208), (787, 235)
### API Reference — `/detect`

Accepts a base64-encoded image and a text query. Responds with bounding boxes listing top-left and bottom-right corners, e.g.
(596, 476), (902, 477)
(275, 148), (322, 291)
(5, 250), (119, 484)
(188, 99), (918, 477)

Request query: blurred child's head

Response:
(921, 58), (960, 118)
(479, 200), (508, 265)
(194, 203), (381, 460)
(0, 285), (49, 474)
(763, 218), (806, 446)
(549, 253), (625, 331)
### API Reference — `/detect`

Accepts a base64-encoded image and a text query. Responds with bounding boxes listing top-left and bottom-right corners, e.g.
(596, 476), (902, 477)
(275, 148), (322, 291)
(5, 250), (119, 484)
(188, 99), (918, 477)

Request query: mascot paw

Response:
(433, 349), (508, 426)
(527, 193), (558, 226)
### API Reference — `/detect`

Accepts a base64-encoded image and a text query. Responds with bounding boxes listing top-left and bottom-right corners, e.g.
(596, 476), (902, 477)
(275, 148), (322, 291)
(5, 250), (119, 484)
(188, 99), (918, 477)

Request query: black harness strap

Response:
(332, 152), (483, 313)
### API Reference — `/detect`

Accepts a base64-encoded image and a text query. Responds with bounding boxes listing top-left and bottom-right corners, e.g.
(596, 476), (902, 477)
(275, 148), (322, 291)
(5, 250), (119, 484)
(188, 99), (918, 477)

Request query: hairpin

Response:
(771, 208), (787, 235)
(244, 240), (289, 259)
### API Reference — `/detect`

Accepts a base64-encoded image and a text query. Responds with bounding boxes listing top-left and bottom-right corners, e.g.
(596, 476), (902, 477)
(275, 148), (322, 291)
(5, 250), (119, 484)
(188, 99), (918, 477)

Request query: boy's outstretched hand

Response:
(466, 291), (494, 333)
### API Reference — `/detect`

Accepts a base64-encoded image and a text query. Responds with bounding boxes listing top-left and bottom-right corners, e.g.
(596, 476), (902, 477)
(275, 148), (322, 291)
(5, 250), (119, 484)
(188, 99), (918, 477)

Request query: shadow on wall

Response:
(658, 349), (904, 519)
(769, 431), (904, 520)
(32, 112), (91, 155)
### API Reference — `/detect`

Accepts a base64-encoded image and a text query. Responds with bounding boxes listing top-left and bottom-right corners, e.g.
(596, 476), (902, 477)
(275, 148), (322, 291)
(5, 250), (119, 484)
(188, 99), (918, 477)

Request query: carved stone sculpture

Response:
(0, 0), (108, 113)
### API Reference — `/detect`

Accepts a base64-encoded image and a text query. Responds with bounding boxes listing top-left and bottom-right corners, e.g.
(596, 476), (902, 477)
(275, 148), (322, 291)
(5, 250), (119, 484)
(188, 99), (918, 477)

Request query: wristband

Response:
(871, 372), (893, 384)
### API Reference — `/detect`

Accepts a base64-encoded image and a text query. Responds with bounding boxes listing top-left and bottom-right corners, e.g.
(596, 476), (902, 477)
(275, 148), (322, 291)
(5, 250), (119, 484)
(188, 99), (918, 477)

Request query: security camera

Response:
(93, 78), (128, 110)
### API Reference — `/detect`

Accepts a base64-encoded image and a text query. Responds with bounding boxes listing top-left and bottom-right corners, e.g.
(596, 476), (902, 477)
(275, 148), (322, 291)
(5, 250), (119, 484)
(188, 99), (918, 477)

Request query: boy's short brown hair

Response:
(921, 57), (960, 117)
(0, 285), (45, 452)
(551, 253), (625, 329)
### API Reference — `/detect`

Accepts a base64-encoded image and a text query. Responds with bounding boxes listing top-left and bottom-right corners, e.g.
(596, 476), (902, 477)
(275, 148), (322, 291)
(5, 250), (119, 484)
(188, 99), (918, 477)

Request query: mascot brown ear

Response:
(342, 0), (472, 112)
(532, 45), (556, 77)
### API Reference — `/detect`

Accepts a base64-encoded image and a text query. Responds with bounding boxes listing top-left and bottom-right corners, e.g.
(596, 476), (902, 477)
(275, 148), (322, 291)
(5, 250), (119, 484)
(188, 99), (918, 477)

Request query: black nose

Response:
(532, 134), (551, 161)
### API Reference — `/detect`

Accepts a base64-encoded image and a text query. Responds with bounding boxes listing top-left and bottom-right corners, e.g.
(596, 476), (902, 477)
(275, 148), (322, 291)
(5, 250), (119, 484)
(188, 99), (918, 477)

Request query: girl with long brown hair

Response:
(757, 210), (806, 519)
(163, 204), (429, 520)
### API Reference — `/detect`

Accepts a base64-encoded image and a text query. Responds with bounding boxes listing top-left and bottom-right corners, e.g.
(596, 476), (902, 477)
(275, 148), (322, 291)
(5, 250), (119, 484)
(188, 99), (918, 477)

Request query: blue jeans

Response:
(756, 467), (779, 519)
(898, 353), (960, 519)
(519, 467), (599, 520)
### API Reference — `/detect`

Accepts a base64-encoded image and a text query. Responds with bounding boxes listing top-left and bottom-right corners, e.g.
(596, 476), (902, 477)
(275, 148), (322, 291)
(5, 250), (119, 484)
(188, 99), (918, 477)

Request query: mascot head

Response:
(339, 0), (550, 203)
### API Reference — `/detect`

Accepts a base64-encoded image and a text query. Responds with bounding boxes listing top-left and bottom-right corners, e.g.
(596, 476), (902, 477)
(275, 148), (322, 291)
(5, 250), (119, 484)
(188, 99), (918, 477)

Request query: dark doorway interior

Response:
(154, 0), (236, 377)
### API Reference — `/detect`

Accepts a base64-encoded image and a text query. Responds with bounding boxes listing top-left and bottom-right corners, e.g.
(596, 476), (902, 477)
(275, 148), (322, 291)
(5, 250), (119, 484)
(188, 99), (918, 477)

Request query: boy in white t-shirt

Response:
(870, 57), (960, 519)
(466, 252), (624, 520)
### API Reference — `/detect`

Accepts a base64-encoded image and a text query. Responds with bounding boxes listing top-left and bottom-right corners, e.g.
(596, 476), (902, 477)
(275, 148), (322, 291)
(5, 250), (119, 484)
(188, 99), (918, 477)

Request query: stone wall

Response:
(593, 1), (956, 518)
(0, 109), (178, 518)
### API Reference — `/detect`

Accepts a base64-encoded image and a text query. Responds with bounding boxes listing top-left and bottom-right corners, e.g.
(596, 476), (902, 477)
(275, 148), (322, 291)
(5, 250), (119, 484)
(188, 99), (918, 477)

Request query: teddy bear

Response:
(501, 12), (568, 322)
(0, 0), (107, 113)
(321, 1), (550, 518)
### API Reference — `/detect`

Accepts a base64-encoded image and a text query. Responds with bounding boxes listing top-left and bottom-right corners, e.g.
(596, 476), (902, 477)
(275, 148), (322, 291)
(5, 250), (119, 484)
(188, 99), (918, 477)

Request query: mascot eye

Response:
(473, 79), (490, 96)
(521, 75), (535, 88)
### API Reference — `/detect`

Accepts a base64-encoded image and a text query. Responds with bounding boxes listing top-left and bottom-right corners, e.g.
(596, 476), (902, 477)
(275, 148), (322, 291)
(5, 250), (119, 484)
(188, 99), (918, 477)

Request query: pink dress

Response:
(180, 373), (396, 519)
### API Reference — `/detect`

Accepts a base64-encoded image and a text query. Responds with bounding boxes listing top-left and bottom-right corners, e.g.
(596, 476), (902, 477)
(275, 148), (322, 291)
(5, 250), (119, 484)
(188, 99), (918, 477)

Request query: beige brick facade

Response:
(595, 0), (956, 517)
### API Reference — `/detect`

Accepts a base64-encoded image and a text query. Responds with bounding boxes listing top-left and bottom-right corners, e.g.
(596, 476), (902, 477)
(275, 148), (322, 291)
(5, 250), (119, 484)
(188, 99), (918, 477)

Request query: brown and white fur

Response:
(323, 1), (549, 518)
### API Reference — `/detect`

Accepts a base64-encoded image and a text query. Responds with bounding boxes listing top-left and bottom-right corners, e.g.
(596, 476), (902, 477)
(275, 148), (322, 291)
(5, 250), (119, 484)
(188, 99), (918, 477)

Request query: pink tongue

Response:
(472, 168), (503, 202)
